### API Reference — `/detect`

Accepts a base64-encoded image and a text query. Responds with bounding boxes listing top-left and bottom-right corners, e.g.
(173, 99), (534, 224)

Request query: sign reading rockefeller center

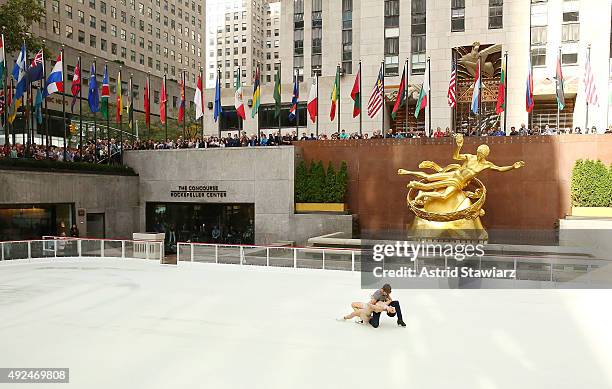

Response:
(170, 185), (228, 198)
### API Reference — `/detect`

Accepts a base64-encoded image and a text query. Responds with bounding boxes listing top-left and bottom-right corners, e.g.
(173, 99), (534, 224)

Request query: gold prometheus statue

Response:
(397, 134), (525, 240)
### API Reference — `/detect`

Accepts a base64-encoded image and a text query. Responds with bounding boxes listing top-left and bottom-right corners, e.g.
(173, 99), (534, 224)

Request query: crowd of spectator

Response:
(2, 124), (611, 163)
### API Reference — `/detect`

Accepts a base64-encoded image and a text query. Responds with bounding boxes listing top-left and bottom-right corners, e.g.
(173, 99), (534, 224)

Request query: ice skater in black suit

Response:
(369, 284), (406, 328)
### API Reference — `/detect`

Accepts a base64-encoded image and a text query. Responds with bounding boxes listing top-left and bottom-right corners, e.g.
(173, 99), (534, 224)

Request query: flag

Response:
(70, 59), (81, 112)
(144, 76), (150, 125)
(556, 54), (565, 111)
(471, 59), (481, 114)
(178, 75), (185, 124)
(289, 75), (299, 121)
(0, 34), (5, 89)
(12, 44), (26, 101)
(350, 68), (361, 118)
(87, 63), (99, 113)
(213, 73), (222, 122)
(0, 89), (4, 116)
(495, 59), (505, 114)
(367, 65), (384, 118)
(330, 66), (340, 120)
(584, 56), (599, 107)
(116, 72), (122, 123)
(234, 71), (245, 120)
(415, 61), (429, 118)
(7, 79), (19, 124)
(273, 67), (281, 118)
(27, 49), (44, 82)
(160, 76), (167, 124)
(126, 78), (133, 129)
(526, 57), (534, 113)
(307, 77), (318, 123)
(100, 65), (110, 119)
(44, 53), (63, 97)
(448, 60), (457, 108)
(392, 64), (407, 119)
(34, 88), (43, 124)
(251, 67), (260, 118)
(194, 74), (204, 120)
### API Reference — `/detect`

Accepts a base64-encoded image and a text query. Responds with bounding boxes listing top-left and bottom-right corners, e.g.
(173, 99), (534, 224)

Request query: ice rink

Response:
(1, 258), (612, 389)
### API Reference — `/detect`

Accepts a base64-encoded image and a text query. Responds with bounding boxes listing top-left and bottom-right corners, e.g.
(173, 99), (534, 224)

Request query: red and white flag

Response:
(234, 71), (245, 120)
(144, 76), (150, 125)
(367, 65), (384, 118)
(160, 76), (167, 124)
(447, 61), (457, 108)
(194, 74), (204, 120)
(70, 60), (81, 112)
(584, 57), (599, 107)
(307, 77), (318, 123)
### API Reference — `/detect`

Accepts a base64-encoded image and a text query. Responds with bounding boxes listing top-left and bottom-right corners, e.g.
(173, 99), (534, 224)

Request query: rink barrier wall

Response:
(0, 237), (165, 264)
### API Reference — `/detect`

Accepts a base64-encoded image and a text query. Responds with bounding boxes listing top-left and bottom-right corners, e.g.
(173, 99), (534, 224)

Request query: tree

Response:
(295, 160), (308, 202)
(336, 161), (349, 203)
(0, 0), (46, 53)
(324, 161), (337, 203)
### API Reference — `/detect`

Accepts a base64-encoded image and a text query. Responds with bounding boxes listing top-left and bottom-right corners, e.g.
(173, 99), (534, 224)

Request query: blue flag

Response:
(213, 75), (222, 122)
(12, 44), (26, 101)
(289, 76), (299, 121)
(88, 63), (99, 113)
(34, 88), (43, 124)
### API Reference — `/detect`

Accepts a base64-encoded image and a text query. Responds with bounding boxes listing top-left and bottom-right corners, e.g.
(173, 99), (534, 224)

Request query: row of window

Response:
(530, 0), (580, 66)
(451, 0), (503, 32)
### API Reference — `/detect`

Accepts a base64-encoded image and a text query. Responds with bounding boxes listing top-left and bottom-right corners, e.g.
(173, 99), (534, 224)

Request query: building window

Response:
(312, 0), (322, 76)
(78, 10), (84, 24)
(411, 0), (426, 75)
(52, 20), (60, 35)
(384, 0), (399, 28)
(488, 0), (503, 29)
(530, 1), (547, 67)
(342, 0), (352, 74)
(78, 30), (85, 43)
(65, 4), (72, 18)
(451, 0), (465, 32)
(384, 38), (399, 76)
(562, 4), (579, 43)
(65, 25), (73, 39)
(89, 34), (96, 48)
(51, 0), (59, 13)
(101, 39), (107, 51)
(90, 15), (96, 28)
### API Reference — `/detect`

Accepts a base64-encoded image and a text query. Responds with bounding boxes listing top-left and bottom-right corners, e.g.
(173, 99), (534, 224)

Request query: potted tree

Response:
(295, 160), (349, 213)
(570, 159), (612, 217)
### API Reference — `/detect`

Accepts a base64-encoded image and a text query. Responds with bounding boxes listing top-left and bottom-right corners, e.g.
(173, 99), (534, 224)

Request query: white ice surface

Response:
(1, 258), (612, 389)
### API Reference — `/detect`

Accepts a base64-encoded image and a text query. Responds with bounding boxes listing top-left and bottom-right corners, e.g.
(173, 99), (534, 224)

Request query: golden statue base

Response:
(406, 189), (488, 241)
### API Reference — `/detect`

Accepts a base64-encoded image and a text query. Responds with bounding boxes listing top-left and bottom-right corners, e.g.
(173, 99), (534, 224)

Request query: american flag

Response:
(447, 61), (457, 107)
(584, 57), (599, 106)
(367, 66), (384, 118)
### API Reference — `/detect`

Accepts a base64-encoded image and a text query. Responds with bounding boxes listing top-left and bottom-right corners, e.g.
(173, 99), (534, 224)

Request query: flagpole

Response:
(199, 67), (204, 139)
(60, 45), (66, 160)
(336, 64), (341, 136)
(40, 39), (49, 146)
(106, 63), (110, 164)
(42, 40), (49, 148)
(477, 55), (482, 136)
(278, 62), (282, 137)
(78, 55), (82, 158)
(130, 73), (134, 147)
(256, 64), (260, 137)
(238, 66), (242, 136)
(381, 60), (385, 138)
(92, 57), (98, 162)
(427, 56), (431, 136)
(405, 58), (409, 133)
(164, 73), (168, 140)
(556, 47), (561, 131)
(118, 67), (123, 164)
(181, 69), (185, 139)
(22, 38), (27, 149)
(585, 44), (590, 130)
(295, 69), (299, 135)
(452, 52), (458, 134)
(358, 60), (362, 136)
(315, 72), (319, 138)
(216, 68), (220, 139)
(1, 31), (8, 146)
(146, 72), (150, 140)
(503, 50), (508, 135)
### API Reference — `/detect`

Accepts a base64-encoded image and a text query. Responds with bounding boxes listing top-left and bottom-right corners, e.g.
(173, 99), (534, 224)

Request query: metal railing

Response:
(0, 237), (165, 263)
(177, 242), (359, 271)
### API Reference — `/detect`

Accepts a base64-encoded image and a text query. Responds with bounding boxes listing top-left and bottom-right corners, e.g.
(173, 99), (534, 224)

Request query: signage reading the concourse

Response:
(170, 185), (228, 198)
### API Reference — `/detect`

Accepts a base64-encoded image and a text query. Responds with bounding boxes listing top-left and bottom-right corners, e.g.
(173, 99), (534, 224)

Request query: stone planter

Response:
(571, 207), (612, 217)
(295, 203), (347, 213)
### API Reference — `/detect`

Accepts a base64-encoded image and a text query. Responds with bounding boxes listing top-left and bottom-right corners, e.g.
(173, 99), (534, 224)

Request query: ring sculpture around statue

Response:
(407, 173), (487, 223)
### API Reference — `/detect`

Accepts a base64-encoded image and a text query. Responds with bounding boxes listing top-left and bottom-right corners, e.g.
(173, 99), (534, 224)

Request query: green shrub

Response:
(571, 159), (612, 207)
(0, 158), (137, 175)
(294, 159), (349, 203)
